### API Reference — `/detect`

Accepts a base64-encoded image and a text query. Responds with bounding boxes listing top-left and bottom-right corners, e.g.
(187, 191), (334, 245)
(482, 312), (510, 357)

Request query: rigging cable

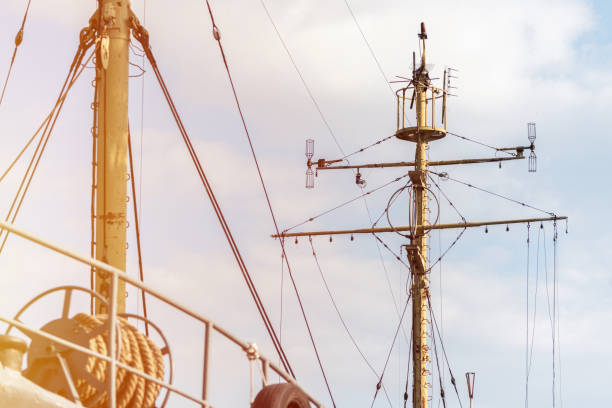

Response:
(259, 0), (410, 361)
(132, 19), (296, 380)
(340, 0), (394, 95)
(0, 113), (52, 185)
(0, 0), (32, 107)
(447, 131), (516, 157)
(257, 0), (345, 156)
(402, 322), (413, 408)
(128, 126), (150, 336)
(525, 223), (531, 408)
(370, 284), (412, 408)
(426, 292), (464, 408)
(283, 172), (410, 233)
(425, 175), (468, 271)
(0, 40), (96, 253)
(309, 237), (393, 408)
(197, 2), (338, 401)
(429, 299), (447, 408)
(340, 133), (397, 161)
(137, 0), (148, 326)
(528, 226), (542, 376)
(554, 221), (563, 408)
(429, 170), (557, 217)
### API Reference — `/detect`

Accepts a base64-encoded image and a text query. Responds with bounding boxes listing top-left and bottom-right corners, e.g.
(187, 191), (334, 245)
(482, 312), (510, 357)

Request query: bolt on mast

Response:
(94, 0), (131, 314)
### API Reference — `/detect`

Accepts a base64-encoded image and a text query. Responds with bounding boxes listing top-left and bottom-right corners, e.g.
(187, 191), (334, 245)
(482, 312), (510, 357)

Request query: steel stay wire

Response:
(447, 131), (516, 157)
(340, 0), (394, 95)
(429, 301), (447, 408)
(426, 292), (464, 408)
(429, 170), (557, 217)
(0, 40), (96, 253)
(0, 0), (32, 107)
(282, 172), (410, 234)
(259, 0), (413, 382)
(370, 280), (412, 408)
(198, 1), (340, 401)
(132, 28), (294, 380)
(132, 21), (305, 390)
(257, 0), (345, 157)
(128, 126), (150, 337)
(309, 237), (393, 408)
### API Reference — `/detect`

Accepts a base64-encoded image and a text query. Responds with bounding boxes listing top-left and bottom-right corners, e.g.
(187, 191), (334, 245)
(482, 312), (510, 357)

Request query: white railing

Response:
(0, 219), (323, 408)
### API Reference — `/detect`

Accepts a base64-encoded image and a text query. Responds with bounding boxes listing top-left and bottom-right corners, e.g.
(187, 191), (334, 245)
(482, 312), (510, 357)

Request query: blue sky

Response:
(0, 0), (610, 407)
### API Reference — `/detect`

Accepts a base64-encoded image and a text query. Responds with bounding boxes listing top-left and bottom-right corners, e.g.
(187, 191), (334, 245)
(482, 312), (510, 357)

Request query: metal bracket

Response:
(404, 244), (427, 274)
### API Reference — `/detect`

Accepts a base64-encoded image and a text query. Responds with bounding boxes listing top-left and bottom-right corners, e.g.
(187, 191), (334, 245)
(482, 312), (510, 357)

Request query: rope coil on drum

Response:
(71, 313), (164, 408)
(24, 312), (164, 408)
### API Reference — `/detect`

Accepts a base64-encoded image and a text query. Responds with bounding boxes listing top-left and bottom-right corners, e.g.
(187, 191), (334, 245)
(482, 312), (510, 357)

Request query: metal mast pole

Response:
(94, 0), (130, 314)
(411, 22), (430, 408)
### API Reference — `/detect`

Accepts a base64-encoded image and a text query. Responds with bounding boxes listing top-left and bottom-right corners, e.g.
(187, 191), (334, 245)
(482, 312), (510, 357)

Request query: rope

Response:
(70, 313), (164, 408)
(131, 19), (295, 379)
(0, 0), (32, 107)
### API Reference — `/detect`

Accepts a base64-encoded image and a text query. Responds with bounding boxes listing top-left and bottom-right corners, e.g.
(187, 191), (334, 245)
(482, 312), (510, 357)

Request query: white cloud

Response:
(0, 0), (610, 407)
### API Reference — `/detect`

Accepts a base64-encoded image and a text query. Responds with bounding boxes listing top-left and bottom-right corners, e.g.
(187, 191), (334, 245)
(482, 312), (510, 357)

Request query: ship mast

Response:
(411, 22), (430, 408)
(94, 0), (130, 314)
(277, 21), (567, 408)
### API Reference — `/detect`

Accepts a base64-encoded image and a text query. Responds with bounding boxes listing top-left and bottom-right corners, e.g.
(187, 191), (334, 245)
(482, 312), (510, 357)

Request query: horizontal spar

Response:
(273, 216), (567, 238)
(316, 155), (523, 170)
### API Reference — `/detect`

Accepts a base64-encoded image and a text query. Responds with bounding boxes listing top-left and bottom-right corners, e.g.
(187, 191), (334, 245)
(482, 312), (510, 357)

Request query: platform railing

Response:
(0, 219), (323, 408)
(396, 84), (447, 131)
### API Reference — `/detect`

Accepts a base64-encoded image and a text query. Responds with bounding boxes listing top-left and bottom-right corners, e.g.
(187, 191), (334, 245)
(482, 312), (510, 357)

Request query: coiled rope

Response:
(71, 313), (164, 408)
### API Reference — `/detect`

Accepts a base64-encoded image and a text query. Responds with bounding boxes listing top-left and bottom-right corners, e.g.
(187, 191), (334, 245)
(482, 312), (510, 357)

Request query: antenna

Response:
(306, 139), (315, 188)
(528, 122), (537, 173)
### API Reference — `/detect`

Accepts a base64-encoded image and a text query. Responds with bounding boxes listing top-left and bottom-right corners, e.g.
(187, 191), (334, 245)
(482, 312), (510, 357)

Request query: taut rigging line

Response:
(0, 0), (32, 107)
(130, 14), (296, 380)
(0, 31), (97, 253)
(197, 2), (339, 405)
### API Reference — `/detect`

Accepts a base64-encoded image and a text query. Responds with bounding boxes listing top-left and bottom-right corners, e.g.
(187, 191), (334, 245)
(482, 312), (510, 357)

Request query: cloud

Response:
(0, 0), (610, 407)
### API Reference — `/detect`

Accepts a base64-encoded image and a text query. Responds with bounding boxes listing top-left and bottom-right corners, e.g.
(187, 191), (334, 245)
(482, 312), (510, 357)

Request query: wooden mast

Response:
(94, 0), (130, 314)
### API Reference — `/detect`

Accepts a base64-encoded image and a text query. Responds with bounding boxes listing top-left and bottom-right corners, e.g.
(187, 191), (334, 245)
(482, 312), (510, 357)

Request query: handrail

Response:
(0, 219), (323, 408)
(396, 85), (446, 131)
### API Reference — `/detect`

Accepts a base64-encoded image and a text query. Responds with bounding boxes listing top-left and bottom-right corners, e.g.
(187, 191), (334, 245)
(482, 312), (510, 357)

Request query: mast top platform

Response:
(394, 22), (448, 143)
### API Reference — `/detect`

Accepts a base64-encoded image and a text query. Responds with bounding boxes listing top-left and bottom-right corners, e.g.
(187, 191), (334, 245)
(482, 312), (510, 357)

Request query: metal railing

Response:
(0, 219), (323, 408)
(396, 84), (447, 131)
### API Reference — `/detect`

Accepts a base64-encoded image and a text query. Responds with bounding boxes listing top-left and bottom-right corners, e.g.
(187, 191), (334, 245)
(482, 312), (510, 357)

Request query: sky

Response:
(0, 0), (611, 407)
